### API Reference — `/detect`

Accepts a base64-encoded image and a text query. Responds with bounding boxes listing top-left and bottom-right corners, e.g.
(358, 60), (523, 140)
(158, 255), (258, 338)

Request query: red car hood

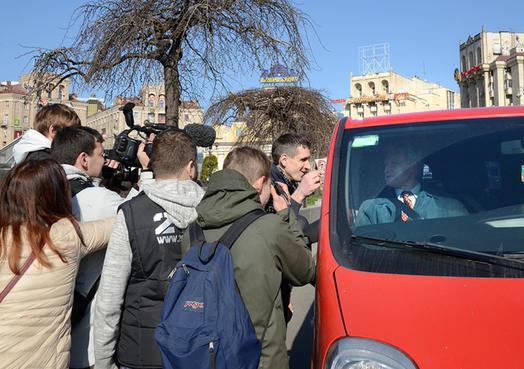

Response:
(334, 267), (524, 369)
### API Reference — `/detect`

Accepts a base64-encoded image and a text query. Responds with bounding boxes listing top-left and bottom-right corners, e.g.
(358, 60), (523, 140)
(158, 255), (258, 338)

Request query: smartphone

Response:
(272, 180), (289, 202)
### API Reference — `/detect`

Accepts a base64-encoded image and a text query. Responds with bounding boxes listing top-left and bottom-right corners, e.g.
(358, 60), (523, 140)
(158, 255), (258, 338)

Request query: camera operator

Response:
(50, 126), (129, 369)
(94, 129), (204, 369)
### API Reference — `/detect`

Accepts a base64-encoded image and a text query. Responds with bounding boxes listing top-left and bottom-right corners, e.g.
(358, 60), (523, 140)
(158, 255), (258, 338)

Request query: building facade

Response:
(457, 31), (524, 108)
(346, 71), (459, 119)
(0, 75), (88, 148)
(203, 121), (271, 170)
(86, 84), (204, 149)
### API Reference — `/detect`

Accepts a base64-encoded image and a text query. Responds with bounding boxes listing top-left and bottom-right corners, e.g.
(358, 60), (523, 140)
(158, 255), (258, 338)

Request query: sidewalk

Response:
(286, 203), (320, 369)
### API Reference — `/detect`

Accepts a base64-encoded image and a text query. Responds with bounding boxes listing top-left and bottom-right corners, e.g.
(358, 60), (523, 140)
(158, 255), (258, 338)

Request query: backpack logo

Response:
(153, 212), (181, 245)
(183, 300), (204, 311)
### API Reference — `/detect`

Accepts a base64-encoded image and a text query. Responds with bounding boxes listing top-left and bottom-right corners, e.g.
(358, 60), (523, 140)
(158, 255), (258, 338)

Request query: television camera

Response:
(102, 102), (216, 189)
(105, 102), (216, 167)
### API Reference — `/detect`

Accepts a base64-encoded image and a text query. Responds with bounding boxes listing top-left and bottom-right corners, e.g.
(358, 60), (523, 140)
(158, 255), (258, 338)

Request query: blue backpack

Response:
(155, 209), (266, 369)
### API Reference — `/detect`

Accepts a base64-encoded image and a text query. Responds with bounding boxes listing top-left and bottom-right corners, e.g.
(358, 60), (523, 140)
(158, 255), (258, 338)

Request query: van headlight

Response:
(325, 338), (418, 369)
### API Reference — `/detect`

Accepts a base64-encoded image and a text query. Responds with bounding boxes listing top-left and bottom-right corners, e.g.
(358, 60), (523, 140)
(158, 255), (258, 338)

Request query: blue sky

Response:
(1, 0), (523, 107)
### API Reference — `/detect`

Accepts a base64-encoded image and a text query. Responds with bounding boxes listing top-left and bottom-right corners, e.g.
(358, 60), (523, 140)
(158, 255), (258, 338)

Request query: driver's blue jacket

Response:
(355, 188), (468, 227)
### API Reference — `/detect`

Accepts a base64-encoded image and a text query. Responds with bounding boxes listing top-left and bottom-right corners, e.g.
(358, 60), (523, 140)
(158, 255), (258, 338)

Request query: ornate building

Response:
(346, 71), (459, 119)
(0, 74), (88, 148)
(456, 30), (524, 108)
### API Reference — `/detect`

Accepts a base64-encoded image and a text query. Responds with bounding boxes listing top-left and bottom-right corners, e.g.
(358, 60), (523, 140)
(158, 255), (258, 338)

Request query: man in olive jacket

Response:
(182, 147), (315, 369)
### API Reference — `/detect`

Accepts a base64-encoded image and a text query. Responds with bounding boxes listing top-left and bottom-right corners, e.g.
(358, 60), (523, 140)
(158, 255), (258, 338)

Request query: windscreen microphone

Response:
(183, 124), (216, 148)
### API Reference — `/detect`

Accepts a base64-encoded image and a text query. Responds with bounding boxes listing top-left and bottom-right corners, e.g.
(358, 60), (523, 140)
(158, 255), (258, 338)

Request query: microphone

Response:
(183, 124), (216, 148)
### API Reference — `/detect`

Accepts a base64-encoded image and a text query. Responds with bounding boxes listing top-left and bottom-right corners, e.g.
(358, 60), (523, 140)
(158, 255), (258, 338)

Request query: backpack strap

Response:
(189, 222), (206, 245)
(197, 209), (266, 264)
(69, 177), (95, 198)
(219, 209), (266, 248)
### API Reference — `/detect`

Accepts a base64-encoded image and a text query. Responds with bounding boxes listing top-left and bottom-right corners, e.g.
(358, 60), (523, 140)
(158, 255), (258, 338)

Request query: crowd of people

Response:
(0, 104), (321, 369)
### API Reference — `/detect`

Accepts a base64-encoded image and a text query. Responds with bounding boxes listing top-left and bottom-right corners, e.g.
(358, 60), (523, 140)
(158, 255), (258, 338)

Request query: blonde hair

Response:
(224, 146), (271, 184)
(34, 104), (81, 136)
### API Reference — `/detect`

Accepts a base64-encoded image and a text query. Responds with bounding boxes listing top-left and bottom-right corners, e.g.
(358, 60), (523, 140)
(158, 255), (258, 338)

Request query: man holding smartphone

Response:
(269, 133), (321, 214)
(268, 133), (320, 323)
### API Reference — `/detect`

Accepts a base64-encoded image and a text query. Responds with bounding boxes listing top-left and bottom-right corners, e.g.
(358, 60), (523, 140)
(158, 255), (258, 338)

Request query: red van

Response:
(315, 107), (524, 369)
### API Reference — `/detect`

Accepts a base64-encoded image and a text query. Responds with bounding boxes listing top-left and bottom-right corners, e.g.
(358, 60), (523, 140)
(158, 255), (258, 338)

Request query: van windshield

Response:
(335, 116), (524, 276)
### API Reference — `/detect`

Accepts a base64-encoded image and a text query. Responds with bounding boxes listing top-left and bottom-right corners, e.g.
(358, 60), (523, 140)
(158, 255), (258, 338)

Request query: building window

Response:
(158, 113), (166, 123)
(447, 91), (455, 109)
(505, 68), (512, 91)
(382, 80), (390, 93)
(461, 55), (467, 72)
(476, 47), (482, 65)
(47, 84), (53, 99)
(158, 95), (165, 109)
(148, 94), (156, 108)
(469, 51), (474, 69)
(354, 83), (362, 97)
(368, 81), (376, 95)
(147, 112), (155, 122)
(184, 114), (190, 121)
(2, 114), (9, 126)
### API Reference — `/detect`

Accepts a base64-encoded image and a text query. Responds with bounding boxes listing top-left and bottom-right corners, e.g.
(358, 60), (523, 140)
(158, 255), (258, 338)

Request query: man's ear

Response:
(183, 159), (196, 180)
(251, 176), (266, 194)
(75, 152), (89, 171)
(279, 154), (288, 168)
(47, 125), (57, 140)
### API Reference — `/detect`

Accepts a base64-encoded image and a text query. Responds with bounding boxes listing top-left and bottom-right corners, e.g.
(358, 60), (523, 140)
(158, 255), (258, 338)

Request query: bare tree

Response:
(205, 86), (336, 156)
(30, 0), (311, 127)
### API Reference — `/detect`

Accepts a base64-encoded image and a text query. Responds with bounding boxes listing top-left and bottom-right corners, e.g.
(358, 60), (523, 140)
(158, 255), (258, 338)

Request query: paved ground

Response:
(286, 204), (320, 369)
(286, 249), (316, 369)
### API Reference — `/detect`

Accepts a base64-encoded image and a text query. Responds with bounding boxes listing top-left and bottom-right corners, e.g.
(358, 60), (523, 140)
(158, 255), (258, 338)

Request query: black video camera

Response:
(104, 103), (168, 167)
(105, 102), (216, 168)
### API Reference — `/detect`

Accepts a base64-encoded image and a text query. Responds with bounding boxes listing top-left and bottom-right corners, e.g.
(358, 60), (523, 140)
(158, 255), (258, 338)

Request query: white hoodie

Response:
(12, 129), (51, 164)
(62, 164), (125, 369)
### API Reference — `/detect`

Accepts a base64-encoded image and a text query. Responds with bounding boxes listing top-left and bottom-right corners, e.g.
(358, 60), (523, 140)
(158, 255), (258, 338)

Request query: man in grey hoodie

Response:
(94, 129), (204, 369)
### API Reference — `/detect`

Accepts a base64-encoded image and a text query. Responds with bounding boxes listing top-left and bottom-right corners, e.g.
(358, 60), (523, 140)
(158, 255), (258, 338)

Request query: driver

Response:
(355, 144), (467, 226)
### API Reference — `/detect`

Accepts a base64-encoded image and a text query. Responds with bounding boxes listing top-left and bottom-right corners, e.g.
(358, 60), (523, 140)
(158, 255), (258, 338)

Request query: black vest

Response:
(117, 192), (183, 368)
